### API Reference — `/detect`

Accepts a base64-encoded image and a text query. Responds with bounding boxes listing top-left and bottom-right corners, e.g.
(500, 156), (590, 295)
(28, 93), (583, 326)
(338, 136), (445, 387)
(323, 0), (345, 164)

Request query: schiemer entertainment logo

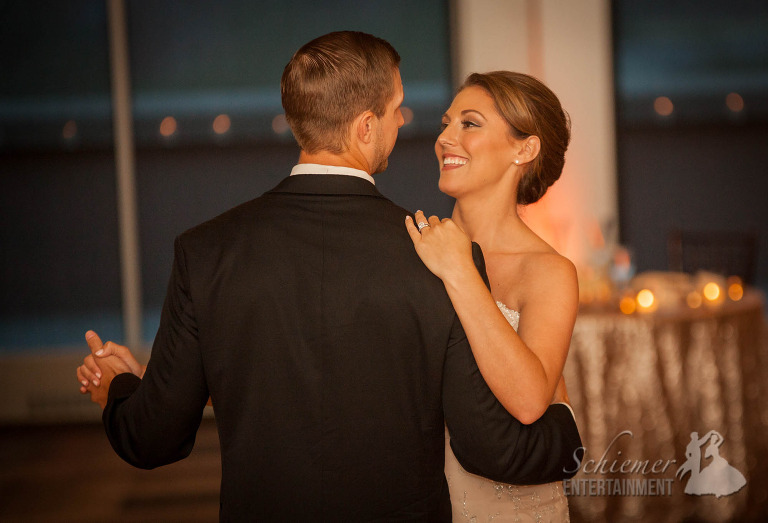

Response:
(563, 430), (677, 497)
(676, 430), (746, 497)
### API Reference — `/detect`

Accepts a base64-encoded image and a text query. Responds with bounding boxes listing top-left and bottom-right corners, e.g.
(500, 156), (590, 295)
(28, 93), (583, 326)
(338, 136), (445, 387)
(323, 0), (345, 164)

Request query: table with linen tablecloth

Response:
(563, 290), (767, 522)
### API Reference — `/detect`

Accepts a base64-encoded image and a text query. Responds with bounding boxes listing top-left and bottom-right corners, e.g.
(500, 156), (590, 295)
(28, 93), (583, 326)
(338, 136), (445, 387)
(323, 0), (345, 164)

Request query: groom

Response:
(82, 31), (580, 521)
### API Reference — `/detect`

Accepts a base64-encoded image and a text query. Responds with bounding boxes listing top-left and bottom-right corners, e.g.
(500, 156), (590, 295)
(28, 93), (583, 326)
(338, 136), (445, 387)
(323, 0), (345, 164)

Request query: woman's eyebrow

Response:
(442, 109), (487, 120)
(460, 109), (486, 120)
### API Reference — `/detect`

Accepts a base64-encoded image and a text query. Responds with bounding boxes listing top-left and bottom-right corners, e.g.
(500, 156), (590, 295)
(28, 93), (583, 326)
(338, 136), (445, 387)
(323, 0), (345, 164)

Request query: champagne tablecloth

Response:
(563, 290), (767, 522)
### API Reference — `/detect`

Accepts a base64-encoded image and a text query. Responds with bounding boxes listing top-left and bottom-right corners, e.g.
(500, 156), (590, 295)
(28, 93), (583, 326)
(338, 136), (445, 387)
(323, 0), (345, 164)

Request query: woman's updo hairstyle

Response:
(461, 71), (571, 205)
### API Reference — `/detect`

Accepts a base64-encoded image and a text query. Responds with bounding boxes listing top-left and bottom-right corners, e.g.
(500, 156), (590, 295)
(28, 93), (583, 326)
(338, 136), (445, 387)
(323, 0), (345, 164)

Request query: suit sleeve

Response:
(441, 243), (584, 484)
(102, 236), (209, 469)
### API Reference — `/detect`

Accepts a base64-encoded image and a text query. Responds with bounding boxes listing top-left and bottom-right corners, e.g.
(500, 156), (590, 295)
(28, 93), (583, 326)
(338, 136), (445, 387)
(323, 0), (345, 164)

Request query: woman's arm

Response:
(406, 214), (578, 424)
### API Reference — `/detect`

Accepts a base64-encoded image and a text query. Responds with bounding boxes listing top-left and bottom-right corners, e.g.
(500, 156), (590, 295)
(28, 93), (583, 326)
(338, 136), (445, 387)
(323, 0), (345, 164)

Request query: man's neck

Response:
(298, 150), (372, 174)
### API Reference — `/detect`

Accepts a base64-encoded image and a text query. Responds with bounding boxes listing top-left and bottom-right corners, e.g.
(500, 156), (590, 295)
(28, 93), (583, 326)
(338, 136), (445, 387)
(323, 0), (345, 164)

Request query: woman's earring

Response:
(514, 159), (520, 165)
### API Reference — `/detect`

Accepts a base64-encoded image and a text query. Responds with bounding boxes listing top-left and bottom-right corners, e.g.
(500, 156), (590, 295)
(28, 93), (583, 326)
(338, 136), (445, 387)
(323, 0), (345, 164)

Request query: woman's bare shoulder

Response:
(524, 251), (577, 289)
(501, 251), (577, 311)
(488, 249), (576, 307)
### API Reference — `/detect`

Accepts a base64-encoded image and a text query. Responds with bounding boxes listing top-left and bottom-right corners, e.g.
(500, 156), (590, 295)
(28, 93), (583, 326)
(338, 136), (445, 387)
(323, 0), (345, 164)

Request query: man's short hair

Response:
(281, 31), (401, 154)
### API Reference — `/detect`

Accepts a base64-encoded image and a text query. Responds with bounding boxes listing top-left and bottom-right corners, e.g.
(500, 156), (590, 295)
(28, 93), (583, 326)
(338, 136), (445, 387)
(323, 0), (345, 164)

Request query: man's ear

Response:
(355, 111), (376, 145)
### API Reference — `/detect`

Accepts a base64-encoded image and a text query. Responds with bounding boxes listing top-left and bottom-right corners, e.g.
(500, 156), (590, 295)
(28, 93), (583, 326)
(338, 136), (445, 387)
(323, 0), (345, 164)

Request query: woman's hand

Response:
(405, 210), (475, 282)
(78, 354), (133, 408)
(76, 331), (145, 393)
(76, 330), (213, 408)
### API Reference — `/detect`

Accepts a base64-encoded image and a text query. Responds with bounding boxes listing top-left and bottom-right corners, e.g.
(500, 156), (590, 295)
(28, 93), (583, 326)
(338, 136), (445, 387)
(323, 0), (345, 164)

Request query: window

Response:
(0, 0), (454, 351)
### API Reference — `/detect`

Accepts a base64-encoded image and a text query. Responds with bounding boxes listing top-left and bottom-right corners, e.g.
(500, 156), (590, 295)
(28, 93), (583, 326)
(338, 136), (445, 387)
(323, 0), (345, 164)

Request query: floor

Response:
(0, 419), (221, 522)
(3, 418), (768, 522)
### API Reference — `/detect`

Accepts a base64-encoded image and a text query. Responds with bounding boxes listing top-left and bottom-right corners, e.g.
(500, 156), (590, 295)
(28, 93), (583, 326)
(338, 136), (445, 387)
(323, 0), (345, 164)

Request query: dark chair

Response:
(667, 230), (759, 284)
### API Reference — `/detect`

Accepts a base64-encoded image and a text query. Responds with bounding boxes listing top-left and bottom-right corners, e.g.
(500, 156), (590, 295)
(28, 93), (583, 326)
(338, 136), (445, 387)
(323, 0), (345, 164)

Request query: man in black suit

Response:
(80, 31), (580, 521)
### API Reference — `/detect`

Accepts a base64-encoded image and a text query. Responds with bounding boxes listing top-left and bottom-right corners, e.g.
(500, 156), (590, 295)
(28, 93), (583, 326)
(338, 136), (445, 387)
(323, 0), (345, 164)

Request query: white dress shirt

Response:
(290, 163), (375, 185)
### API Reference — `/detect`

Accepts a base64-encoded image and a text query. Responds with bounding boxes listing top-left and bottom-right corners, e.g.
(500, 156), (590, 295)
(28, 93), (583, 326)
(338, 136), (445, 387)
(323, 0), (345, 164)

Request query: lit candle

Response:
(727, 276), (744, 301)
(620, 295), (636, 315)
(686, 291), (702, 309)
(636, 289), (656, 312)
(703, 282), (720, 301)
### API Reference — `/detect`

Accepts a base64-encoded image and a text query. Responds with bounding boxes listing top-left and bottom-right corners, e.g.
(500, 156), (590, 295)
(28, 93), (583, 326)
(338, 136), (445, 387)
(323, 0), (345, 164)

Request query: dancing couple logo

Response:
(563, 429), (747, 498)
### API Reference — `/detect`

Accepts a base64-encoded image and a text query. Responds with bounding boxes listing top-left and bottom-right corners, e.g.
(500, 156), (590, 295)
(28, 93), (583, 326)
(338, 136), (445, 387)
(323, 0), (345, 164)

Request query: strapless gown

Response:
(444, 301), (570, 522)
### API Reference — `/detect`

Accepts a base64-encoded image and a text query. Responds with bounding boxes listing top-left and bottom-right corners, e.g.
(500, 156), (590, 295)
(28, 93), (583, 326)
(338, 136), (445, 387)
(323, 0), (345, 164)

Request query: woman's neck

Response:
(451, 190), (524, 253)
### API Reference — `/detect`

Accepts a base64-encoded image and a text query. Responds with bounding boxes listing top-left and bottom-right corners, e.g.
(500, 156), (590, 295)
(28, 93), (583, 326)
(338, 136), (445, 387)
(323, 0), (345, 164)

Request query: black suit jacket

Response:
(103, 174), (581, 521)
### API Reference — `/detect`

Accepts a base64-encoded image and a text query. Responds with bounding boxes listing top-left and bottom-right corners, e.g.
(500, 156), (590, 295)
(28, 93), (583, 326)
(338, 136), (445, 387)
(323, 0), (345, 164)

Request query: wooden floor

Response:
(0, 419), (221, 522)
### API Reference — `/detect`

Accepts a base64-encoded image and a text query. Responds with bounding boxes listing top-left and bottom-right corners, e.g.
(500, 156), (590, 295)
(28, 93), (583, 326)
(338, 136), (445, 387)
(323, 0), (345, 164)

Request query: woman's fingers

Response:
(76, 366), (88, 393)
(97, 341), (121, 358)
(83, 356), (100, 386)
(408, 210), (459, 245)
(414, 210), (432, 232)
(405, 216), (421, 243)
(406, 210), (442, 245)
(83, 353), (102, 379)
(404, 210), (472, 282)
(77, 363), (98, 390)
(414, 210), (446, 233)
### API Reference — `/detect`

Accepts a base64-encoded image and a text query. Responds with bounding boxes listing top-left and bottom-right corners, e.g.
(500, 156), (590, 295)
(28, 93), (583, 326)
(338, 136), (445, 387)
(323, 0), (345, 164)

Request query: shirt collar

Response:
(290, 163), (375, 185)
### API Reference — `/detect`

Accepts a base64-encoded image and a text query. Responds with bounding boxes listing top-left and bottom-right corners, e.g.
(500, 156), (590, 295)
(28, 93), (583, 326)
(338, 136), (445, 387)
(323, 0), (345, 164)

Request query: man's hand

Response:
(76, 331), (145, 391)
(85, 354), (132, 408)
(76, 331), (139, 409)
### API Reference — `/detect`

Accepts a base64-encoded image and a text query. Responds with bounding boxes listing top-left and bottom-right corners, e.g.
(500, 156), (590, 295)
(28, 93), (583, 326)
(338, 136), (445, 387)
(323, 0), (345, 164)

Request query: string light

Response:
(272, 114), (290, 134)
(159, 116), (177, 137)
(401, 106), (414, 125)
(654, 96), (674, 116)
(62, 120), (77, 140)
(725, 93), (744, 113)
(213, 114), (231, 135)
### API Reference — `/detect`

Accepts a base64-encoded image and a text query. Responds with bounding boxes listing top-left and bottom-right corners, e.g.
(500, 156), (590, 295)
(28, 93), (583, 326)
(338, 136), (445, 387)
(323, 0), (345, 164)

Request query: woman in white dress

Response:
(406, 71), (578, 522)
(78, 69), (577, 521)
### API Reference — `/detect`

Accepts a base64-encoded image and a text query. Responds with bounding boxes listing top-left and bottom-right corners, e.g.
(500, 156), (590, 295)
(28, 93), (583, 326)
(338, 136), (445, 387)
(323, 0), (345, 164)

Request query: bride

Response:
(406, 71), (577, 521)
(78, 70), (578, 521)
